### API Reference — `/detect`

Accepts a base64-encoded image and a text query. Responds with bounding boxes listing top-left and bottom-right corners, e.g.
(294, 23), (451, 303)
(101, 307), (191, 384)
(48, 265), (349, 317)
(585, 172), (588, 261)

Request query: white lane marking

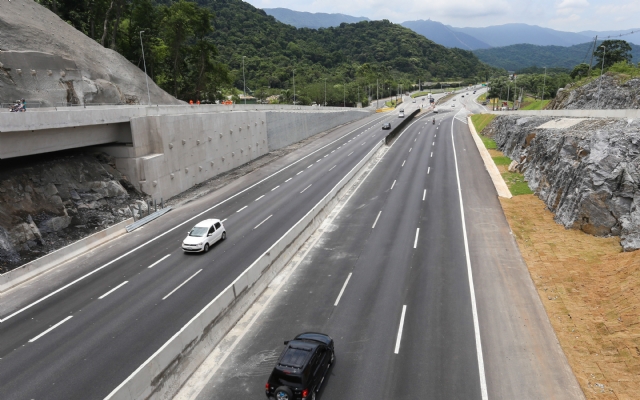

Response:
(307, 165), (313, 169)
(394, 305), (407, 354)
(433, 142), (435, 145)
(0, 110), (392, 323)
(428, 167), (431, 174)
(29, 316), (73, 343)
(221, 218), (227, 223)
(329, 165), (336, 171)
(331, 150), (335, 153)
(423, 189), (426, 201)
(255, 195), (265, 202)
(372, 211), (382, 229)
(435, 134), (437, 138)
(402, 160), (406, 167)
(300, 184), (312, 194)
(324, 155), (328, 158)
(414, 228), (420, 248)
(409, 148), (412, 152)
(297, 171), (303, 175)
(99, 281), (128, 299)
(451, 111), (489, 400)
(431, 152), (433, 158)
(317, 159), (322, 163)
(285, 178), (292, 183)
(254, 215), (272, 230)
(148, 254), (171, 269)
(390, 180), (396, 190)
(271, 185), (280, 191)
(414, 138), (417, 142)
(334, 273), (353, 306)
(236, 206), (248, 213)
(163, 269), (202, 300)
(362, 142), (366, 146)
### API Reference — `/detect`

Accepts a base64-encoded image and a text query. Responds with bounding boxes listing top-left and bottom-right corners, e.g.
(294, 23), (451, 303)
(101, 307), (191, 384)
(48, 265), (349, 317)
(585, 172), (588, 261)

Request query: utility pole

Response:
(139, 31), (151, 105)
(242, 56), (246, 105)
(597, 45), (606, 108)
(588, 35), (598, 75)
(357, 86), (359, 108)
(376, 78), (379, 109)
(293, 69), (296, 105)
(541, 67), (547, 102)
(513, 74), (517, 110)
(324, 78), (327, 106)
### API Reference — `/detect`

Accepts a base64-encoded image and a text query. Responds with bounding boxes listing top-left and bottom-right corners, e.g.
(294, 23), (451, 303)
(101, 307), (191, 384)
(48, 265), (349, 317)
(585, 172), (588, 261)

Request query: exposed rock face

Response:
(0, 152), (147, 273)
(0, 0), (180, 106)
(486, 115), (640, 251)
(547, 74), (640, 110)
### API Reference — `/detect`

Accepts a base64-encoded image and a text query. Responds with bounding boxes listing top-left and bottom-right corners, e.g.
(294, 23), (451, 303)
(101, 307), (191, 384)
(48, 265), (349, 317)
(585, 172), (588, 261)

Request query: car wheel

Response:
(274, 386), (293, 400)
(203, 243), (209, 253)
(221, 231), (227, 240)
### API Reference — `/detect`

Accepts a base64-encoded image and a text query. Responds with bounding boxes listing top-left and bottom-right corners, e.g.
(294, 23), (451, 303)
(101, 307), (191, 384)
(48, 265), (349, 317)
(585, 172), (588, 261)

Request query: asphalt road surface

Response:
(0, 100), (424, 399)
(189, 91), (584, 400)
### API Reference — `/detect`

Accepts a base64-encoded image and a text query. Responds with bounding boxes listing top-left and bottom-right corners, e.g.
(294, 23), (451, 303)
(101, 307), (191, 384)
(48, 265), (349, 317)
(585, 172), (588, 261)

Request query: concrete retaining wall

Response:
(0, 218), (133, 293)
(266, 109), (371, 150)
(105, 140), (384, 400)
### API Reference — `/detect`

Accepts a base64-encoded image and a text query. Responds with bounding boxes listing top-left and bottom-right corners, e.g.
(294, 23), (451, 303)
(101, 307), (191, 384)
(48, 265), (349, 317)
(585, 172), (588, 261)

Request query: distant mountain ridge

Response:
(449, 23), (592, 47)
(263, 8), (369, 29)
(401, 20), (491, 50)
(473, 42), (640, 71)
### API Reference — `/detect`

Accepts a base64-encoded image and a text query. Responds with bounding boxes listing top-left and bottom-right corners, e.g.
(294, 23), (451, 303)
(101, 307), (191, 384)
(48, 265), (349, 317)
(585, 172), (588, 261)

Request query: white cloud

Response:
(556, 0), (589, 16)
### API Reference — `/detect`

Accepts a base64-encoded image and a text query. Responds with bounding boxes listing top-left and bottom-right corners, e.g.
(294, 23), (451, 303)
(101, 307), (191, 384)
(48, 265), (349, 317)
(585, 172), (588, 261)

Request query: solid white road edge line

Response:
(148, 254), (171, 269)
(300, 184), (312, 194)
(414, 228), (420, 249)
(372, 211), (382, 229)
(254, 215), (272, 230)
(451, 111), (489, 400)
(29, 315), (73, 343)
(162, 269), (202, 301)
(99, 281), (129, 299)
(334, 273), (353, 306)
(236, 206), (248, 213)
(394, 305), (407, 354)
(0, 113), (390, 323)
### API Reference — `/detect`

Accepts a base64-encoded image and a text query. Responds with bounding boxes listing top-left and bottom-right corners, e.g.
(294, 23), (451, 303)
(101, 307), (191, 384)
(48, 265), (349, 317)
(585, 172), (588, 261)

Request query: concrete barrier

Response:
(0, 218), (133, 293)
(105, 140), (384, 400)
(486, 109), (640, 118)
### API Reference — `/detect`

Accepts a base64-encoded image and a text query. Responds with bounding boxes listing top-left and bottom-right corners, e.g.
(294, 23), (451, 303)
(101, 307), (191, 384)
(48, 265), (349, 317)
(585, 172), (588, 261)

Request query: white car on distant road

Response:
(182, 219), (226, 253)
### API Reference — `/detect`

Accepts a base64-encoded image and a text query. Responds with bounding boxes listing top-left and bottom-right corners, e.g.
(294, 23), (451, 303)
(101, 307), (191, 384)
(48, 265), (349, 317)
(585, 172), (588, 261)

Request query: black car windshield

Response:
(189, 227), (208, 237)
(279, 347), (310, 368)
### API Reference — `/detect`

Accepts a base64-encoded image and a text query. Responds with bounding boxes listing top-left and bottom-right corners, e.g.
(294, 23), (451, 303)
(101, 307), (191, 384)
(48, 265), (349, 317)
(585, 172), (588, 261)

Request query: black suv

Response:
(265, 332), (335, 400)
(382, 122), (391, 130)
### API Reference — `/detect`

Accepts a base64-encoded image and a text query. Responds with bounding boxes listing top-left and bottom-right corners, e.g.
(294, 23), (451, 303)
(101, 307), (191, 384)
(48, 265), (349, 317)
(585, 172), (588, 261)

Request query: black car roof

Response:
(294, 332), (332, 346)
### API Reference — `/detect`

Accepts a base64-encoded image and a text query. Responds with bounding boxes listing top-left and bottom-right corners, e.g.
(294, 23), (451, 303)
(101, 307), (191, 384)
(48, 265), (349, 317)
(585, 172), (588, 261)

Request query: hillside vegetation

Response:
(37, 0), (498, 104)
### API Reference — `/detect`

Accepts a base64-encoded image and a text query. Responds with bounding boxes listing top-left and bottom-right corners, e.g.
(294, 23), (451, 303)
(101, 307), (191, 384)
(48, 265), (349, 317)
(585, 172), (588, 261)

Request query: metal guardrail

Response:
(126, 206), (172, 232)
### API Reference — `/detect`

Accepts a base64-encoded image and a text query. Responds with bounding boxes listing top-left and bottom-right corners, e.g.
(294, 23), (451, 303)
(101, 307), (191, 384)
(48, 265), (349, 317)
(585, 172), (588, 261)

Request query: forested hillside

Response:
(36, 0), (498, 104)
(475, 42), (640, 71)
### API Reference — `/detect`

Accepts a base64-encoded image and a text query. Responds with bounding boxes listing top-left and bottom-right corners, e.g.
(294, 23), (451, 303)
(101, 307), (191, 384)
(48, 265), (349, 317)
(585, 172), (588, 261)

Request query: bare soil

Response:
(501, 195), (640, 399)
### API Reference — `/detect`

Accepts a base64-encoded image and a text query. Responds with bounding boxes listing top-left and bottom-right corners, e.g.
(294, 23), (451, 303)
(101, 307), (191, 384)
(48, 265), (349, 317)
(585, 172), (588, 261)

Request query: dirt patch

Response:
(501, 194), (640, 399)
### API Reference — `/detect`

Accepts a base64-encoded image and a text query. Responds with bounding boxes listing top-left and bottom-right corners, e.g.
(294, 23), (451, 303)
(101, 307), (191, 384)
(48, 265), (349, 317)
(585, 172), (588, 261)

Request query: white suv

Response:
(182, 219), (226, 252)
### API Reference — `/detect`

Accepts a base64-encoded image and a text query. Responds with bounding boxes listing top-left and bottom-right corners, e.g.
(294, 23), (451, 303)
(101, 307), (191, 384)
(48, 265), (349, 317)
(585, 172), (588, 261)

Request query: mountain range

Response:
(263, 8), (640, 49)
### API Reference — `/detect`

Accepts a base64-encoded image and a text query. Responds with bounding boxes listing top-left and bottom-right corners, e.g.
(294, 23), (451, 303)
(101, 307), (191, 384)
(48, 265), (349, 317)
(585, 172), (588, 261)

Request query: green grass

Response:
(492, 156), (511, 165)
(470, 114), (496, 134)
(480, 135), (497, 149)
(521, 99), (550, 110)
(502, 172), (534, 195)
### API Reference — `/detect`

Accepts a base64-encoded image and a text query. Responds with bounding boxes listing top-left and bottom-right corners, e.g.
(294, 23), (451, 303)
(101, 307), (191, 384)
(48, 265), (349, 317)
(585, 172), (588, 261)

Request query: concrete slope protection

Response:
(0, 105), (416, 399)
(0, 0), (178, 106)
(193, 94), (583, 399)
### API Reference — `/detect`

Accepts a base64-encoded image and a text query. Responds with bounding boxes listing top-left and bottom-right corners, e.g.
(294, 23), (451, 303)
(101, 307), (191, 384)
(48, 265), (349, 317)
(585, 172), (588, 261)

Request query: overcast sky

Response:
(244, 0), (640, 32)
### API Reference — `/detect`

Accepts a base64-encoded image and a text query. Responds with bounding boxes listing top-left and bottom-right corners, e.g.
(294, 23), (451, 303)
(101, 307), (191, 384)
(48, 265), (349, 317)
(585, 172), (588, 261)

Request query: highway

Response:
(0, 97), (422, 399)
(185, 90), (584, 400)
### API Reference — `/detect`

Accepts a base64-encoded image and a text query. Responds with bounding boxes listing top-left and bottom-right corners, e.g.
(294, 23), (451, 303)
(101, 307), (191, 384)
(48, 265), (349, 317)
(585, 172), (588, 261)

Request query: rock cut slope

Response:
(0, 0), (179, 106)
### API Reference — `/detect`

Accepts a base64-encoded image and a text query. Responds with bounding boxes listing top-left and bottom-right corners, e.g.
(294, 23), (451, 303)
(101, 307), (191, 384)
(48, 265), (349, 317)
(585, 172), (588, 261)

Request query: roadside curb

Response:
(466, 116), (512, 199)
(104, 140), (385, 400)
(0, 218), (134, 293)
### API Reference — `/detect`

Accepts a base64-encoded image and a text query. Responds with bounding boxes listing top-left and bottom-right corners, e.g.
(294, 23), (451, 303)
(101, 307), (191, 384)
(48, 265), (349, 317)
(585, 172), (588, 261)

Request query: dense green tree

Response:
(570, 63), (590, 79)
(594, 40), (633, 69)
